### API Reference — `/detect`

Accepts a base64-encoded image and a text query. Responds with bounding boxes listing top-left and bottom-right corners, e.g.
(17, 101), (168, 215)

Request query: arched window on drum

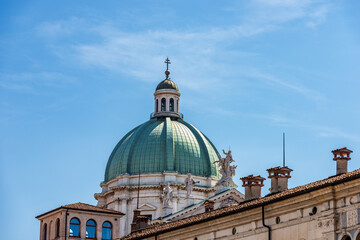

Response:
(161, 98), (166, 111)
(170, 98), (174, 112)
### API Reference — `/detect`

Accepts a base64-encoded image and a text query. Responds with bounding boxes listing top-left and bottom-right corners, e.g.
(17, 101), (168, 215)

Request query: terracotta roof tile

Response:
(62, 202), (124, 214)
(120, 168), (360, 240)
(36, 202), (124, 219)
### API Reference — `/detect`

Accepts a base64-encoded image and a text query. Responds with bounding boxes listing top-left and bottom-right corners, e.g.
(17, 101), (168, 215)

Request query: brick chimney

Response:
(204, 200), (215, 212)
(267, 166), (293, 194)
(241, 175), (265, 200)
(332, 147), (353, 175)
(131, 209), (149, 232)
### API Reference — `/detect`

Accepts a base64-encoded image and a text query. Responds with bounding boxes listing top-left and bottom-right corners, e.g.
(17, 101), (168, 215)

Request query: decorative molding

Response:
(346, 209), (358, 227)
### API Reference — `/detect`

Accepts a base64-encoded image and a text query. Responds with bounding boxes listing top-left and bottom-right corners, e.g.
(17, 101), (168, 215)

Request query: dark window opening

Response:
(312, 207), (317, 215)
(342, 235), (351, 240)
(170, 98), (174, 112)
(43, 223), (47, 240)
(276, 216), (281, 224)
(156, 99), (158, 112)
(56, 218), (60, 237)
(310, 206), (318, 216)
(161, 98), (166, 111)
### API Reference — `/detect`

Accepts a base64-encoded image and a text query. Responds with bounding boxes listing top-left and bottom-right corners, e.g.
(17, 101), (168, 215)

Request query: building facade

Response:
(121, 150), (360, 240)
(37, 61), (359, 240)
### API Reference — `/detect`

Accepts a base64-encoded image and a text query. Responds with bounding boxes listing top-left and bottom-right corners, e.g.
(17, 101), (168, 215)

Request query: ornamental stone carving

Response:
(184, 174), (199, 198)
(347, 209), (358, 227)
(319, 218), (336, 233)
(214, 150), (238, 191)
(162, 183), (173, 208)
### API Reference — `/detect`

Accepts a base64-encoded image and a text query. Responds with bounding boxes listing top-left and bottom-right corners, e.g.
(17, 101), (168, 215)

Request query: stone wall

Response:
(139, 178), (360, 240)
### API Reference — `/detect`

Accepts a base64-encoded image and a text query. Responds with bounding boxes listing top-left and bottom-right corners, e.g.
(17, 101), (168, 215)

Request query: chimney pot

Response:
(332, 147), (352, 175)
(266, 166), (293, 194)
(241, 175), (265, 200)
(131, 209), (149, 232)
(204, 200), (215, 212)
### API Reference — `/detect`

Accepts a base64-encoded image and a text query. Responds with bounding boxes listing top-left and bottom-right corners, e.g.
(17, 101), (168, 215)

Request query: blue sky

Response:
(1, 0), (359, 239)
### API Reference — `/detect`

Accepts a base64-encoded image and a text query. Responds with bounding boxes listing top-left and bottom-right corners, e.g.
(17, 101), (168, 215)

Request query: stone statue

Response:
(162, 183), (173, 208)
(184, 174), (199, 198)
(214, 149), (238, 191)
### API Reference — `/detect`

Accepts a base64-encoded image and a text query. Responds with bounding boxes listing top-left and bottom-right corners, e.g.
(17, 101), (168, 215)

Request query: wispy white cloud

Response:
(36, 17), (86, 38)
(35, 0), (332, 98)
(249, 0), (331, 28)
(246, 70), (325, 102)
(303, 124), (360, 142)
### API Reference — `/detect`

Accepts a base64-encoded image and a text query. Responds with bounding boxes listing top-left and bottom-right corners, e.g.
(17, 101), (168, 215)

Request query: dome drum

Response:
(153, 87), (181, 118)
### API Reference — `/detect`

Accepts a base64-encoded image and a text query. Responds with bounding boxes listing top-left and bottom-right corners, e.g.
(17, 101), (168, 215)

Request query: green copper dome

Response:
(104, 117), (220, 182)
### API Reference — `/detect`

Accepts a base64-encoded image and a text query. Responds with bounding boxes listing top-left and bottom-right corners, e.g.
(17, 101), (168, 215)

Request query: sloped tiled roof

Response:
(121, 168), (360, 240)
(61, 202), (123, 214)
(36, 202), (124, 219)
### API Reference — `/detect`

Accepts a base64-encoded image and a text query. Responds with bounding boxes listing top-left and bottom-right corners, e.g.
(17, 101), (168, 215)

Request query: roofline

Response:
(36, 206), (124, 219)
(160, 188), (242, 220)
(124, 170), (360, 239)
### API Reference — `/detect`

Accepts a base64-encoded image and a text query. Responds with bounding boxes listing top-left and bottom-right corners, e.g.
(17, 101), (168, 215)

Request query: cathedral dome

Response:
(104, 117), (220, 182)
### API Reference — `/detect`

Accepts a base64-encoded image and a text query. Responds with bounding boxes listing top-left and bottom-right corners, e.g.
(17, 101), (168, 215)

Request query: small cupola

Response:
(153, 58), (181, 119)
(332, 147), (353, 175)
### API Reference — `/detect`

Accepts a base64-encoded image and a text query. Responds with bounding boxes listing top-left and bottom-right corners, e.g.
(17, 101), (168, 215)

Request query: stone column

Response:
(120, 198), (128, 236)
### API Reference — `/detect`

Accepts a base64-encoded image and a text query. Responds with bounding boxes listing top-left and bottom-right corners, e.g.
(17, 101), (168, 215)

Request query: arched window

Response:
(161, 98), (166, 111)
(169, 98), (174, 112)
(341, 235), (351, 240)
(177, 99), (179, 112)
(156, 99), (159, 112)
(102, 221), (112, 240)
(56, 218), (60, 237)
(69, 218), (80, 237)
(86, 219), (96, 239)
(43, 223), (47, 240)
(357, 233), (360, 240)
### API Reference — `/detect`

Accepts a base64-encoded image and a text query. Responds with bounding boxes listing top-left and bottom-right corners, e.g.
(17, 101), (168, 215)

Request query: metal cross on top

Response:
(164, 57), (171, 70)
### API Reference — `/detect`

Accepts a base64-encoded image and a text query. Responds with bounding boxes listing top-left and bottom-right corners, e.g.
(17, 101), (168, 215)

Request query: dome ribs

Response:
(179, 120), (211, 177)
(165, 117), (175, 172)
